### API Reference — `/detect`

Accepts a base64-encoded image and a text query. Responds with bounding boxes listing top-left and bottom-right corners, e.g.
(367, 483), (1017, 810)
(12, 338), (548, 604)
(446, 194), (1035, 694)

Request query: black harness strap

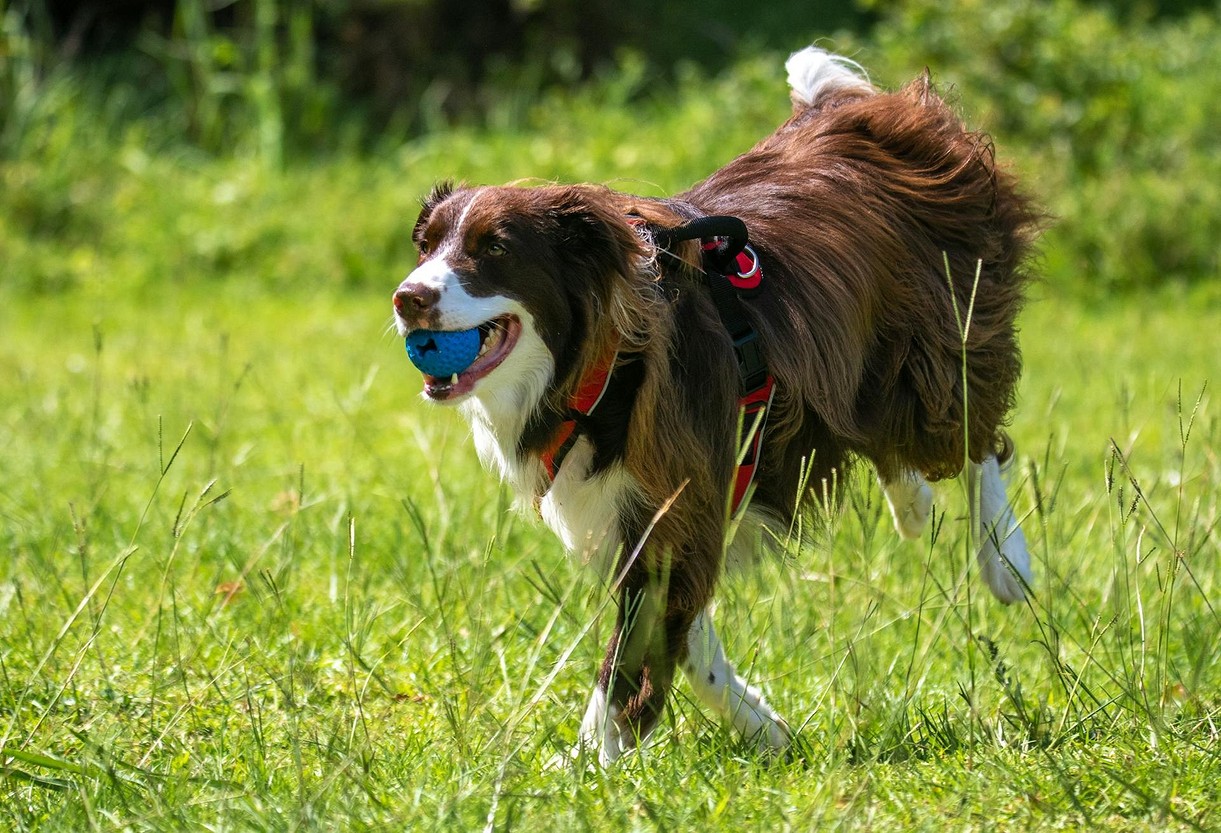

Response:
(653, 215), (776, 513)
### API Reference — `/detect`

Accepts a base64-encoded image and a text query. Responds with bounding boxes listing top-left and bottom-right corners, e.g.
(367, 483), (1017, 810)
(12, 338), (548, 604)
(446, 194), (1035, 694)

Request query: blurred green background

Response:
(2, 0), (1219, 298)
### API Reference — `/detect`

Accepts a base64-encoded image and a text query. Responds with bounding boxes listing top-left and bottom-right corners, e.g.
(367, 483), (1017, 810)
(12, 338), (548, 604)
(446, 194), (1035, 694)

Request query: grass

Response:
(1, 277), (1218, 829)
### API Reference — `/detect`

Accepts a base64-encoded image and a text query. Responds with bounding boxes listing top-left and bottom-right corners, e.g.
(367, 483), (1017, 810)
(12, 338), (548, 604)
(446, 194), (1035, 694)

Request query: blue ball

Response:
(405, 327), (482, 377)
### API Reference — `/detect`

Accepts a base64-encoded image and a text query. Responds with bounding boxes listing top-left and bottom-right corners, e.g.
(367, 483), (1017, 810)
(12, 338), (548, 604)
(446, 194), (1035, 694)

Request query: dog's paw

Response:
(978, 517), (1033, 604)
(743, 708), (792, 756)
(882, 472), (933, 540)
(574, 688), (635, 767)
(684, 610), (792, 755)
(973, 455), (1034, 604)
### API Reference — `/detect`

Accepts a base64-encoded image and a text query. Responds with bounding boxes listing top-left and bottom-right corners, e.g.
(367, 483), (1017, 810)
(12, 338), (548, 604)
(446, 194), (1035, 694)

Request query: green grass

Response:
(1, 278), (1218, 829)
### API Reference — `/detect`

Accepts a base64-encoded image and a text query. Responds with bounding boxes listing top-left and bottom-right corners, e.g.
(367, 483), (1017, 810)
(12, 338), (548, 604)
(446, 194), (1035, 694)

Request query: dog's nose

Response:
(393, 282), (441, 315)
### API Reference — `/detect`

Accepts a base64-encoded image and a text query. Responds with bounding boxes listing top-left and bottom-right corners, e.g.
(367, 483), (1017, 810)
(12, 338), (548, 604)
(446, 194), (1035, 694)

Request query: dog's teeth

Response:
(451, 373), (459, 385)
(478, 327), (499, 358)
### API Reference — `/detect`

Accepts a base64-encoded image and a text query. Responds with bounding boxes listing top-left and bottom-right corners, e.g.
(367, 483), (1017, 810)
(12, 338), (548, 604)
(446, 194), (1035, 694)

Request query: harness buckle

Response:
(732, 329), (769, 395)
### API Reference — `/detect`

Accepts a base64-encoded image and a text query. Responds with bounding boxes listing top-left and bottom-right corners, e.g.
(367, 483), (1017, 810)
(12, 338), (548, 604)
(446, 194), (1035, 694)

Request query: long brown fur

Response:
(594, 75), (1036, 739)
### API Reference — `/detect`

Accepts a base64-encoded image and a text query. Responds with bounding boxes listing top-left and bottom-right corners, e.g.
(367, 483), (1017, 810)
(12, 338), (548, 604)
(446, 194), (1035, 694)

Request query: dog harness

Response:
(540, 215), (775, 517)
(539, 348), (620, 480)
(658, 216), (776, 514)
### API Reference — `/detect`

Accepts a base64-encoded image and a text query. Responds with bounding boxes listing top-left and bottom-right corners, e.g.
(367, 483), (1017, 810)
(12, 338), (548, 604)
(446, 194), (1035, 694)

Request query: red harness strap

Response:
(541, 349), (772, 517)
(540, 349), (618, 480)
(732, 374), (775, 515)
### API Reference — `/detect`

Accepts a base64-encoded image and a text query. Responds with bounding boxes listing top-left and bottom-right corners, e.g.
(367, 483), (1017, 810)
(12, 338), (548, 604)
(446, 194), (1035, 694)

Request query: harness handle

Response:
(655, 215), (749, 266)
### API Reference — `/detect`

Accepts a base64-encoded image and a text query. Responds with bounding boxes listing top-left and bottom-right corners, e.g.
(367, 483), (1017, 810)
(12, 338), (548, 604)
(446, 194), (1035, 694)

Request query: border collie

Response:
(392, 47), (1038, 765)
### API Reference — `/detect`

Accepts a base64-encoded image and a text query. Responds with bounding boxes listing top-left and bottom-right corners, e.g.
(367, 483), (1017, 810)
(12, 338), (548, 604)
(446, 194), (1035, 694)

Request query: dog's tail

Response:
(785, 46), (873, 111)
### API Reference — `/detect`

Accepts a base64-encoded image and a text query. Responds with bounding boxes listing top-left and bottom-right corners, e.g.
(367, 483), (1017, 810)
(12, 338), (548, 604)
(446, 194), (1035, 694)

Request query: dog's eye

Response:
(417, 239), (431, 255)
(486, 241), (508, 257)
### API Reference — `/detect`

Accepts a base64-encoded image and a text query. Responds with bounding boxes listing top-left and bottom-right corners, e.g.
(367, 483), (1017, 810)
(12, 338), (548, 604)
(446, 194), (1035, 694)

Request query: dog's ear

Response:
(543, 186), (661, 354)
(421, 180), (455, 212)
(546, 186), (647, 277)
(413, 180), (458, 244)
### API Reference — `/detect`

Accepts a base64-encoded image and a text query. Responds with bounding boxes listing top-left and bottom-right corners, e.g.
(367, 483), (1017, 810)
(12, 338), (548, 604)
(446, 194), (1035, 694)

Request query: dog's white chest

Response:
(461, 399), (632, 572)
(538, 438), (632, 572)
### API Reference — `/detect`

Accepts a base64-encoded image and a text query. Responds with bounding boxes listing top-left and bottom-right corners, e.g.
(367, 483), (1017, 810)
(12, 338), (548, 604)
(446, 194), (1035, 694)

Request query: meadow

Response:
(2, 2), (1220, 829)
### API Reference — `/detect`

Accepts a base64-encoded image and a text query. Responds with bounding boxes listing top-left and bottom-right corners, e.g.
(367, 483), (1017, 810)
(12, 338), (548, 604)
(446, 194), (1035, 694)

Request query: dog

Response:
(391, 46), (1038, 765)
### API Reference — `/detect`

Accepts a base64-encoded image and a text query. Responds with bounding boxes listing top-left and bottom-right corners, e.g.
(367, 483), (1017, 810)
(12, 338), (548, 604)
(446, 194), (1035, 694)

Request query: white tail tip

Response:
(785, 46), (872, 109)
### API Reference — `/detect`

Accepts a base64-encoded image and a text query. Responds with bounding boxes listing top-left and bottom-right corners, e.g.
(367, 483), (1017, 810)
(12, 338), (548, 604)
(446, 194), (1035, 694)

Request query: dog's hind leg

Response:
(681, 609), (790, 752)
(969, 448), (1033, 604)
(881, 470), (934, 540)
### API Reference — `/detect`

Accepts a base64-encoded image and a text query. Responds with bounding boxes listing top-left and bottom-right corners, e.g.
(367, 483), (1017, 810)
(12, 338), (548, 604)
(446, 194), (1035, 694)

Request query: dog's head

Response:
(393, 183), (650, 410)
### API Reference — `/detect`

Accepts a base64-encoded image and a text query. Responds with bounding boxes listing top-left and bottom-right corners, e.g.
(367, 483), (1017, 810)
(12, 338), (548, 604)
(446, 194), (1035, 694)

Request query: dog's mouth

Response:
(421, 315), (521, 401)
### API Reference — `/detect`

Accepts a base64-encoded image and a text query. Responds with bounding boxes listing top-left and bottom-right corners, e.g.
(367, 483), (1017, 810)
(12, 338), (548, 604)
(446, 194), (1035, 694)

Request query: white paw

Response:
(738, 700), (791, 753)
(973, 456), (1033, 604)
(882, 472), (933, 539)
(684, 611), (791, 753)
(576, 688), (632, 767)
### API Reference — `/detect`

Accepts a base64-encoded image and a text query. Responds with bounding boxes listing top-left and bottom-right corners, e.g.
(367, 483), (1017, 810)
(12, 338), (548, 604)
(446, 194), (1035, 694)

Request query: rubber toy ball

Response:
(404, 327), (482, 377)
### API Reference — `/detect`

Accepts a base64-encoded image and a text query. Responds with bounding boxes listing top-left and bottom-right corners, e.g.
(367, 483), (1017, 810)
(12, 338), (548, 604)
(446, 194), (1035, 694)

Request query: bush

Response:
(858, 0), (1221, 292)
(1, 0), (1217, 296)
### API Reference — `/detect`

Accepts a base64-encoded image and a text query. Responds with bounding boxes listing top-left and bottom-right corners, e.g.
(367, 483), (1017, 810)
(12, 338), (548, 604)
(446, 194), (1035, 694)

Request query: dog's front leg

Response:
(579, 557), (695, 765)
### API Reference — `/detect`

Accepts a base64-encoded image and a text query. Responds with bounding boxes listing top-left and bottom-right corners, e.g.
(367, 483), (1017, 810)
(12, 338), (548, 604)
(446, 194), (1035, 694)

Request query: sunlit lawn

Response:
(1, 277), (1217, 830)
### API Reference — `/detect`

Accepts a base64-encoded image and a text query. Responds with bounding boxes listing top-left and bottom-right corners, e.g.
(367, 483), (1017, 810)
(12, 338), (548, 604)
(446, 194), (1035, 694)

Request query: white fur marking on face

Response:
(444, 189), (484, 259)
(683, 610), (789, 751)
(970, 454), (1033, 603)
(399, 256), (514, 333)
(881, 470), (934, 540)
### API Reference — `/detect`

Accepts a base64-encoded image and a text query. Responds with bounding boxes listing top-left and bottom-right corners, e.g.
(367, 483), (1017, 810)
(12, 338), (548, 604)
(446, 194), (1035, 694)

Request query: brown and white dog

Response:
(392, 47), (1038, 764)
